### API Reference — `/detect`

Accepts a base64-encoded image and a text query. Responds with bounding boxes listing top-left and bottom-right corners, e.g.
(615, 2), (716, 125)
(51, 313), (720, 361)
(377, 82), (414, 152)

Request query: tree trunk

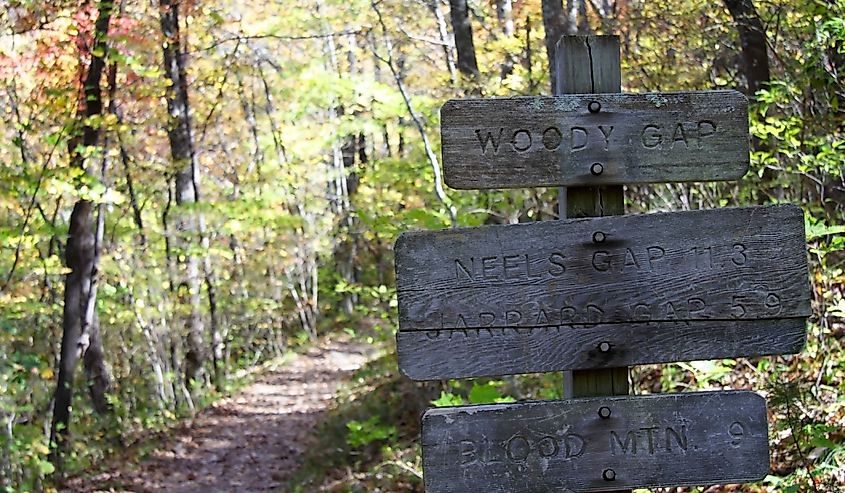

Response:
(542, 0), (570, 92)
(723, 0), (770, 96)
(159, 0), (205, 389)
(448, 0), (480, 78)
(429, 0), (458, 84)
(496, 0), (516, 78)
(51, 202), (94, 471)
(328, 31), (361, 316)
(543, 0), (592, 92)
(50, 0), (113, 471)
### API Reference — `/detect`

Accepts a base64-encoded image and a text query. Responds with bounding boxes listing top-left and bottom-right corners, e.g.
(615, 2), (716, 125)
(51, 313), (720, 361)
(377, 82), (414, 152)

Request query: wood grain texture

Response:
(555, 35), (629, 406)
(422, 391), (769, 493)
(396, 318), (806, 380)
(395, 204), (810, 332)
(440, 90), (749, 189)
(396, 204), (810, 379)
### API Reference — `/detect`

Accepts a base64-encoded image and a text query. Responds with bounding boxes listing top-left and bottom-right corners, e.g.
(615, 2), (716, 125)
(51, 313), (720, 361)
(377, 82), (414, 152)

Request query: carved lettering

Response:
(592, 251), (610, 271)
(526, 254), (543, 278)
(646, 246), (665, 268)
(731, 243), (748, 266)
(560, 306), (576, 323)
(611, 430), (637, 455)
(506, 435), (530, 461)
(586, 304), (604, 324)
(671, 123), (689, 148)
(623, 248), (640, 271)
(460, 440), (478, 465)
(482, 256), (498, 279)
(475, 128), (504, 154)
(570, 127), (587, 152)
(479, 312), (495, 326)
(688, 297), (706, 316)
(691, 246), (713, 269)
(481, 437), (503, 464)
(765, 293), (782, 314)
(503, 254), (522, 279)
(697, 120), (716, 148)
(537, 436), (558, 458)
(542, 126), (563, 151)
(665, 425), (688, 451)
(475, 432), (587, 463)
(728, 421), (745, 447)
(506, 310), (523, 325)
(642, 426), (659, 453)
(548, 252), (566, 276)
(511, 129), (532, 152)
(564, 433), (585, 458)
(633, 303), (651, 321)
(664, 301), (678, 319)
(611, 426), (689, 456)
(536, 309), (549, 325)
(731, 295), (746, 318)
(598, 125), (614, 150)
(641, 124), (662, 148)
(455, 258), (474, 280)
(469, 118), (726, 158)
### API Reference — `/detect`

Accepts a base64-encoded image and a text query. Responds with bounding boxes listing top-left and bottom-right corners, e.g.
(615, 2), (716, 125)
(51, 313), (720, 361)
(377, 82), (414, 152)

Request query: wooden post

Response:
(556, 32), (630, 493)
(556, 36), (630, 401)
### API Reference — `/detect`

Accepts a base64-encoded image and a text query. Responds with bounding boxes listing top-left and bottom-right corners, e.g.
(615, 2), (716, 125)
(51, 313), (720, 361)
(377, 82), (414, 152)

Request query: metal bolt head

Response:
(598, 406), (612, 419)
(590, 162), (604, 176)
(592, 231), (606, 243)
(603, 468), (616, 481)
(598, 341), (612, 353)
(588, 101), (602, 113)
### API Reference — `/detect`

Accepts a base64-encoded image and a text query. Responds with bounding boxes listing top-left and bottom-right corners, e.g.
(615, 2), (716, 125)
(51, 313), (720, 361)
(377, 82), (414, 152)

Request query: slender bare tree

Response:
(158, 0), (206, 389)
(50, 0), (114, 471)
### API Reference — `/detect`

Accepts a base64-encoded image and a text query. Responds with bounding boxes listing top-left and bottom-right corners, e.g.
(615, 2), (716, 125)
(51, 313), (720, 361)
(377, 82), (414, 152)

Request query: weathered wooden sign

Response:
(395, 204), (810, 380)
(422, 391), (769, 493)
(440, 90), (749, 189)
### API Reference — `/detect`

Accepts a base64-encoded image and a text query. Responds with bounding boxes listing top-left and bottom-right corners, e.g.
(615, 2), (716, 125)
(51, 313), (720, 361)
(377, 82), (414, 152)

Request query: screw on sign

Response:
(421, 392), (770, 493)
(393, 34), (810, 493)
(439, 90), (750, 189)
(395, 205), (809, 381)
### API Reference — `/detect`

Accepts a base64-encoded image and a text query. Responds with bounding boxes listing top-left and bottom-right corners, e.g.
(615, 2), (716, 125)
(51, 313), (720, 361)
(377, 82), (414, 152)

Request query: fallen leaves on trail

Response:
(62, 339), (377, 493)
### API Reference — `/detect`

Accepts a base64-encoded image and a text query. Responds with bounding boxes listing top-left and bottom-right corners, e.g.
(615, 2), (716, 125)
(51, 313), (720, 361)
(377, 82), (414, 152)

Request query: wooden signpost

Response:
(441, 90), (749, 188)
(394, 34), (810, 493)
(422, 391), (769, 493)
(395, 204), (810, 380)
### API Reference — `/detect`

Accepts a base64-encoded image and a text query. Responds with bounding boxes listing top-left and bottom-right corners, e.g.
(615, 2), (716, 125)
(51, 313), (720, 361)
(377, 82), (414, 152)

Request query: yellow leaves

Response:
(33, 255), (71, 277)
(97, 187), (126, 205)
(83, 112), (119, 130)
(40, 368), (54, 380)
(32, 442), (50, 456)
(0, 292), (31, 306)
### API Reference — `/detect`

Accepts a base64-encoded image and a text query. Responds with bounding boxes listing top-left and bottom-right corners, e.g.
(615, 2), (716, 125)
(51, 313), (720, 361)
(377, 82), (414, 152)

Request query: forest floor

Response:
(60, 336), (379, 493)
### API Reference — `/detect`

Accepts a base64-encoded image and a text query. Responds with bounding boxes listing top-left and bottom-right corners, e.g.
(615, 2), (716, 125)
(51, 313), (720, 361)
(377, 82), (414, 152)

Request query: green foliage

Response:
(346, 415), (397, 448)
(430, 391), (463, 407)
(0, 0), (844, 490)
(468, 382), (517, 404)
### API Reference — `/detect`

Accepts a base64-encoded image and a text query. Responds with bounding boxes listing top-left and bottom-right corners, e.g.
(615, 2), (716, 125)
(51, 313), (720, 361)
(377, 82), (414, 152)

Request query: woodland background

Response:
(0, 0), (843, 491)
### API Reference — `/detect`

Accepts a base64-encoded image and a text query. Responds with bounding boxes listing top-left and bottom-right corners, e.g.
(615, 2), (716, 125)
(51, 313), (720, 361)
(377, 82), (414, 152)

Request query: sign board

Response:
(422, 391), (769, 493)
(440, 90), (748, 189)
(395, 204), (810, 380)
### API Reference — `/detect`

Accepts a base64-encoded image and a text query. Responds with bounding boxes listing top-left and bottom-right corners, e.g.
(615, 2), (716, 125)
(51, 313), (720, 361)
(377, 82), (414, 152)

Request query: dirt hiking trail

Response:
(62, 337), (377, 493)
